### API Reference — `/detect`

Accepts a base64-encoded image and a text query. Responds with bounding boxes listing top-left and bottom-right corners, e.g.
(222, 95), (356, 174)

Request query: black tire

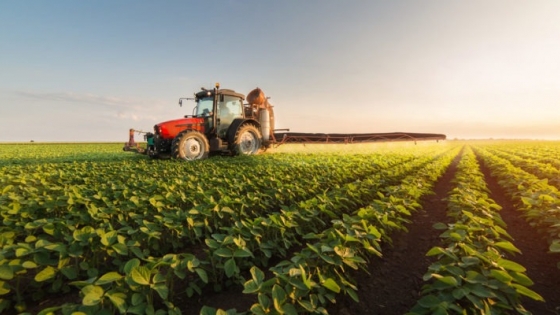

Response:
(230, 124), (263, 156)
(171, 130), (209, 161)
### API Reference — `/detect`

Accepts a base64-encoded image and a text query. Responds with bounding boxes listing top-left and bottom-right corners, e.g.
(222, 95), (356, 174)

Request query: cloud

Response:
(14, 90), (142, 109)
(12, 88), (176, 119)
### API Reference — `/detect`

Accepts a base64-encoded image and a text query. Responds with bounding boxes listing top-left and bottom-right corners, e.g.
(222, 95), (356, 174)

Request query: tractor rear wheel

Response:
(230, 124), (262, 156)
(172, 130), (209, 161)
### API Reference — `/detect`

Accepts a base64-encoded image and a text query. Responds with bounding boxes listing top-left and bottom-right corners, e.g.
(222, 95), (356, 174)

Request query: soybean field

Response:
(1, 141), (559, 315)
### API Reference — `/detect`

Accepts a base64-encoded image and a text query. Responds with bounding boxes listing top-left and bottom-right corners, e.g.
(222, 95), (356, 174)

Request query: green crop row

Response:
(237, 147), (461, 315)
(409, 146), (542, 315)
(473, 146), (560, 268)
(480, 142), (560, 171)
(481, 147), (560, 190)
(0, 143), (143, 167)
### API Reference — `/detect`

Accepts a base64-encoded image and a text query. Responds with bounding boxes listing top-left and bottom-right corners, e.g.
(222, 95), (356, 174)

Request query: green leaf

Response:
(224, 258), (237, 278)
(512, 284), (544, 301)
(130, 266), (151, 285)
(258, 293), (271, 309)
(131, 292), (145, 306)
(37, 306), (64, 315)
(243, 279), (260, 294)
(452, 288), (466, 299)
(281, 303), (298, 315)
(433, 222), (448, 230)
(112, 243), (128, 255)
(494, 241), (521, 254)
(549, 241), (560, 253)
(35, 266), (57, 282)
(321, 278), (341, 293)
(2, 185), (14, 194)
(124, 258), (141, 274)
(490, 269), (513, 284)
(15, 247), (32, 257)
(213, 248), (232, 258)
(417, 294), (440, 308)
(510, 271), (534, 286)
(425, 247), (445, 257)
(250, 266), (265, 284)
(0, 265), (14, 280)
(106, 291), (127, 313)
(0, 280), (11, 295)
(497, 259), (526, 273)
(60, 266), (78, 280)
(347, 287), (359, 303)
(470, 283), (492, 298)
(130, 196), (140, 207)
(100, 230), (118, 247)
(82, 285), (104, 306)
(460, 256), (480, 267)
(272, 284), (287, 312)
(128, 303), (148, 315)
(43, 223), (55, 236)
(205, 239), (220, 249)
(449, 232), (463, 241)
(195, 268), (208, 283)
(297, 300), (315, 313)
(153, 272), (166, 284)
(435, 275), (459, 287)
(233, 248), (253, 258)
(152, 282), (169, 300)
(22, 261), (38, 269)
(200, 306), (216, 315)
(96, 272), (123, 285)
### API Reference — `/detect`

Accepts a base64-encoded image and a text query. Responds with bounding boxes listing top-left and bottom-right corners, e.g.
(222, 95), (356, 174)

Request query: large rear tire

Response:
(230, 124), (262, 156)
(172, 130), (209, 161)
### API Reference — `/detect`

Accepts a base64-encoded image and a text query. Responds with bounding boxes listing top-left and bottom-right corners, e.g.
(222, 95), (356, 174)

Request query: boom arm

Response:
(272, 131), (446, 146)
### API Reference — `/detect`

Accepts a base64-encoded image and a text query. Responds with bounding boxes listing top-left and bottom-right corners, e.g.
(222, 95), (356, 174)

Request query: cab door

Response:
(217, 95), (244, 138)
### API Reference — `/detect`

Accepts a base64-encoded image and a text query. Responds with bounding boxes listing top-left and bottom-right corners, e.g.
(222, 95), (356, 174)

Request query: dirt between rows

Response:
(477, 157), (560, 314)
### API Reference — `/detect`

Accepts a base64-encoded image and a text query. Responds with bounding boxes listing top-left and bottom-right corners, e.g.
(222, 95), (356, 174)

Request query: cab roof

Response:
(195, 89), (245, 101)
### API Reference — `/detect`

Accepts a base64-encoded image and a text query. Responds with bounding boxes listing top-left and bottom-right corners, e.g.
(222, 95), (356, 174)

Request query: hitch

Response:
(123, 128), (147, 153)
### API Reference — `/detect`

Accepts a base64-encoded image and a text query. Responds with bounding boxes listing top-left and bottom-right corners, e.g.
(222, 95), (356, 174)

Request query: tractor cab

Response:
(192, 89), (245, 139)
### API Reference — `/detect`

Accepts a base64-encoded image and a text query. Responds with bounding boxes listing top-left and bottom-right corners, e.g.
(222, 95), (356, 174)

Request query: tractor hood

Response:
(155, 117), (205, 140)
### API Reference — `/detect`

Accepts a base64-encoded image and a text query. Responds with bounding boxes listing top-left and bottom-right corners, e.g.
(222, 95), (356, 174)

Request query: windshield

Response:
(196, 97), (214, 116)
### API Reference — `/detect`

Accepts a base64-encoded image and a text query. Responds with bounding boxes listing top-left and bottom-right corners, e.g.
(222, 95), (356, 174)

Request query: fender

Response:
(227, 118), (261, 144)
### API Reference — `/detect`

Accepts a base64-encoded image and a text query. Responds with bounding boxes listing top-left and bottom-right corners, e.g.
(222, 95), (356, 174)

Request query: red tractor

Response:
(124, 83), (275, 160)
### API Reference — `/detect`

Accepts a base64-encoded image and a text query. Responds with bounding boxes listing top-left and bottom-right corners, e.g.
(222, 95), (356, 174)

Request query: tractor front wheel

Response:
(230, 124), (263, 156)
(172, 130), (210, 161)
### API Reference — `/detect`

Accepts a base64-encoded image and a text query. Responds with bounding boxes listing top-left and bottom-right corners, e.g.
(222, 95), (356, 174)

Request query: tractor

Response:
(125, 83), (275, 160)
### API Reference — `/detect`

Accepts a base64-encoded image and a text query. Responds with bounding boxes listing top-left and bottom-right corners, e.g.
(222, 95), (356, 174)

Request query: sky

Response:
(1, 1), (559, 142)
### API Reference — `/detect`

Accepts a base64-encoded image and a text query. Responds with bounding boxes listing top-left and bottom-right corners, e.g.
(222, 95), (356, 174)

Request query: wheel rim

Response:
(239, 130), (258, 154)
(181, 137), (204, 160)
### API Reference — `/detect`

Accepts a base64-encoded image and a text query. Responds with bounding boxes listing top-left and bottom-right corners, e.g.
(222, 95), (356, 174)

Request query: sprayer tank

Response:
(259, 108), (270, 141)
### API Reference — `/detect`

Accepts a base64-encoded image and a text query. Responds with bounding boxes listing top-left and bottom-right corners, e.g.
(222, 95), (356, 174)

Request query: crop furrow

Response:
(482, 147), (560, 189)
(472, 146), (560, 269)
(410, 146), (542, 315)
